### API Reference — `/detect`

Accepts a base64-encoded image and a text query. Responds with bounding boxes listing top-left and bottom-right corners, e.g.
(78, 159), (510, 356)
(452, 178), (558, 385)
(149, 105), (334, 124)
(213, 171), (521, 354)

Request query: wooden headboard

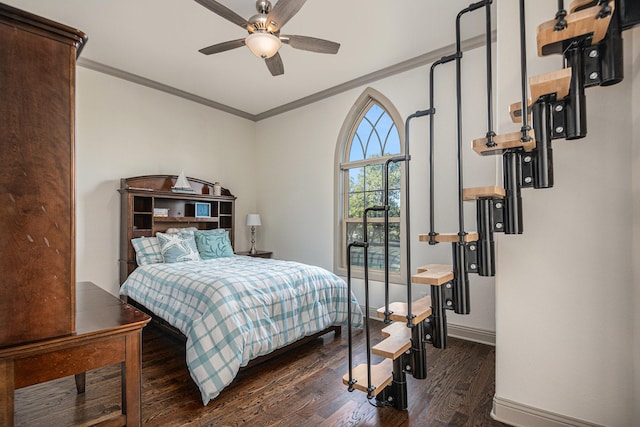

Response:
(118, 175), (236, 283)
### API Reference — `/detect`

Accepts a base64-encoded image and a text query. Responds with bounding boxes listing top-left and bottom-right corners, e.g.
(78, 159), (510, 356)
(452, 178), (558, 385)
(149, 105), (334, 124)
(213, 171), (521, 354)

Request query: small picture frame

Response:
(194, 202), (211, 218)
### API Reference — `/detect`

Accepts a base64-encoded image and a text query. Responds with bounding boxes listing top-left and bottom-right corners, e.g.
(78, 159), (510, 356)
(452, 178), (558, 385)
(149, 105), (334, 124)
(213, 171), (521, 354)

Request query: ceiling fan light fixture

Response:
(245, 32), (281, 59)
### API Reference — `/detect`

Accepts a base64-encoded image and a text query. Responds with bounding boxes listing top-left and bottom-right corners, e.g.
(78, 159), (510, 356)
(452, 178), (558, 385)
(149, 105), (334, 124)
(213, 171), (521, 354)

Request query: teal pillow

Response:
(156, 231), (201, 263)
(194, 229), (235, 259)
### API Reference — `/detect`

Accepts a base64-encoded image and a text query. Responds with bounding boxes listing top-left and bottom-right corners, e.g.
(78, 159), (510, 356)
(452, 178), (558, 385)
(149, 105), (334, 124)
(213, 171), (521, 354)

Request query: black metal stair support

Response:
(618, 0), (640, 30)
(411, 320), (429, 379)
(503, 151), (524, 234)
(564, 43), (588, 140)
(429, 284), (448, 348)
(452, 241), (471, 314)
(376, 355), (410, 410)
(531, 98), (554, 189)
(596, 4), (623, 86)
(475, 197), (497, 276)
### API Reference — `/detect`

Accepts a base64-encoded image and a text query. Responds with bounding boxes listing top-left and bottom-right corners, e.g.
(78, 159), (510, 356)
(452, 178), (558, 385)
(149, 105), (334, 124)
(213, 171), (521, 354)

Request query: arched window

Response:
(334, 88), (405, 282)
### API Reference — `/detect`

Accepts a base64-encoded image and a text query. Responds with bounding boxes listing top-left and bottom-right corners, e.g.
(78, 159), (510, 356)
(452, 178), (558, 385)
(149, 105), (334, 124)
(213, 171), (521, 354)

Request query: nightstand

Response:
(236, 250), (273, 259)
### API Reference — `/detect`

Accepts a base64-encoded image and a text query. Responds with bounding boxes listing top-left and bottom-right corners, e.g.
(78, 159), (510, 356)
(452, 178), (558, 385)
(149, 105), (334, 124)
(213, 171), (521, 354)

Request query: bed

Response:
(118, 175), (363, 405)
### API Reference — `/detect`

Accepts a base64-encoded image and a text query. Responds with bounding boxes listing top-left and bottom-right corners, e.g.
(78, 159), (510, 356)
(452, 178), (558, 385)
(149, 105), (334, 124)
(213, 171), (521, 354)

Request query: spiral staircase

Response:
(342, 0), (638, 410)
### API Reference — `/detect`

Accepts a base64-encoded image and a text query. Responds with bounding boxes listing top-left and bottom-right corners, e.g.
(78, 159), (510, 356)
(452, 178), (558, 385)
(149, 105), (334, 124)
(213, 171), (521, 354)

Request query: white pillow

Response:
(156, 231), (201, 263)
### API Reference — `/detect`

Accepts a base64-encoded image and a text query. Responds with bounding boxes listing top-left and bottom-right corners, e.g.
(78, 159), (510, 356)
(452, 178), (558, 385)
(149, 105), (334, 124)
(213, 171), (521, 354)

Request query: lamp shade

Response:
(246, 213), (262, 227)
(245, 32), (281, 59)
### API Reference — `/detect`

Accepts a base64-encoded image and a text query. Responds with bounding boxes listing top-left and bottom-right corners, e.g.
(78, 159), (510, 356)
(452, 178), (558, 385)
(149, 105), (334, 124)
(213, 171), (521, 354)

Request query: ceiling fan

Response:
(194, 0), (340, 76)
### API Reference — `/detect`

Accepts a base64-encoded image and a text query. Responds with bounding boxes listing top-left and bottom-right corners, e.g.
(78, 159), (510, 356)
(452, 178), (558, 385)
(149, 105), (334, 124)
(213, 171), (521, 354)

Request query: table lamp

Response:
(245, 213), (262, 254)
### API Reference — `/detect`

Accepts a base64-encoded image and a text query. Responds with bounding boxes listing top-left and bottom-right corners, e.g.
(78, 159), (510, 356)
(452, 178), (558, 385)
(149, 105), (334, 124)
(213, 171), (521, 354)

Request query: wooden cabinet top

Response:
(119, 175), (236, 200)
(0, 3), (87, 57)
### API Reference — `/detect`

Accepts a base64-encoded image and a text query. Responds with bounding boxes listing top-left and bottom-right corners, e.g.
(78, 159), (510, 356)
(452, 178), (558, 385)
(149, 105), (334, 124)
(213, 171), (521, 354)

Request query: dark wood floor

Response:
(14, 320), (508, 426)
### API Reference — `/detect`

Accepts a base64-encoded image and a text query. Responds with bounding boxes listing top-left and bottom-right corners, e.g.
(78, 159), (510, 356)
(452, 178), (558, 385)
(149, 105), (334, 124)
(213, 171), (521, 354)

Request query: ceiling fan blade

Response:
(267, 0), (307, 30)
(281, 35), (340, 54)
(265, 53), (284, 76)
(199, 38), (246, 55)
(194, 0), (248, 29)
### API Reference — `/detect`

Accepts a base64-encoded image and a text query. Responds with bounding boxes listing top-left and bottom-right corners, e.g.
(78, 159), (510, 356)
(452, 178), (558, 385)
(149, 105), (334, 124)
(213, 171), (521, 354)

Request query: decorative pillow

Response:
(131, 237), (163, 265)
(194, 229), (235, 259)
(156, 231), (201, 263)
(165, 226), (198, 235)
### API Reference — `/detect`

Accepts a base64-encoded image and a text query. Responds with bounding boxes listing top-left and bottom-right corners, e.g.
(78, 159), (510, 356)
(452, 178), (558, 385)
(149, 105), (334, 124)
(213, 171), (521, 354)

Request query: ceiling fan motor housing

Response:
(255, 0), (271, 14)
(248, 1), (279, 34)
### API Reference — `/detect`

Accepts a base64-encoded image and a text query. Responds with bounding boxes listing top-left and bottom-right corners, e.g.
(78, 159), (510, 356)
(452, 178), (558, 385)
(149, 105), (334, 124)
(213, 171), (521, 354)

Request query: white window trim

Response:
(333, 87), (407, 284)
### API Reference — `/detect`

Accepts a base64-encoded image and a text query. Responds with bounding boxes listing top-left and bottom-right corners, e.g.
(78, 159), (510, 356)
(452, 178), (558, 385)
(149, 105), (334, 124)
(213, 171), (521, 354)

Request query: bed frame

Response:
(118, 174), (342, 370)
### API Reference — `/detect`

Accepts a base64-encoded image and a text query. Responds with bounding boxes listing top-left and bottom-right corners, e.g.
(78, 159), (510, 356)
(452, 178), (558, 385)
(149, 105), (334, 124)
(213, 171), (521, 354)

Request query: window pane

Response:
(349, 135), (365, 162)
(388, 223), (400, 246)
(364, 164), (382, 191)
(365, 191), (384, 218)
(388, 161), (401, 190)
(348, 167), (363, 193)
(346, 222), (363, 242)
(346, 222), (401, 272)
(384, 129), (401, 155)
(389, 190), (401, 217)
(353, 120), (373, 159)
(348, 193), (365, 219)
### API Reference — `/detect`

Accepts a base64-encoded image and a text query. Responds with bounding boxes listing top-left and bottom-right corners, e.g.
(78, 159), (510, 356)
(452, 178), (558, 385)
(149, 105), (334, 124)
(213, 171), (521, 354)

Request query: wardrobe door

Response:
(0, 5), (86, 346)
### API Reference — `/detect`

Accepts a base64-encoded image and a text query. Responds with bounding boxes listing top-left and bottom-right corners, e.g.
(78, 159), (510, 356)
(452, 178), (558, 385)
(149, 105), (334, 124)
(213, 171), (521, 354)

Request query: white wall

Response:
(75, 68), (257, 296)
(494, 2), (637, 426)
(256, 45), (500, 336)
(632, 25), (640, 427)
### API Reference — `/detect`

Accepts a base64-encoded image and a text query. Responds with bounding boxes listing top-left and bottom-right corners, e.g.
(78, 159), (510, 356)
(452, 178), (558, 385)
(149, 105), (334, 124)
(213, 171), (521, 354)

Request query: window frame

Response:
(333, 88), (407, 284)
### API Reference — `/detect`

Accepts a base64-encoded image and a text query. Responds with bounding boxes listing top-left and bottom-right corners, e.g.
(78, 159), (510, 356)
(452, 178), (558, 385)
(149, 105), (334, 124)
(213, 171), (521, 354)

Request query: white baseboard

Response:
(492, 396), (604, 427)
(362, 305), (496, 346)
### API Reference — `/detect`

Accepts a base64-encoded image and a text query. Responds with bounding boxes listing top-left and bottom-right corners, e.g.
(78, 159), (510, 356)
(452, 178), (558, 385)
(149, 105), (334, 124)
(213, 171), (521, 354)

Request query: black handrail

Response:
(519, 0), (532, 143)
(428, 54), (456, 244)
(485, 1), (496, 147)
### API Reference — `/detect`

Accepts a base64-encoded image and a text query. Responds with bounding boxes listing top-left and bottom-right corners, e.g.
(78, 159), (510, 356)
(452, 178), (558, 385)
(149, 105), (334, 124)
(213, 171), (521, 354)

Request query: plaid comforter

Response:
(120, 256), (363, 405)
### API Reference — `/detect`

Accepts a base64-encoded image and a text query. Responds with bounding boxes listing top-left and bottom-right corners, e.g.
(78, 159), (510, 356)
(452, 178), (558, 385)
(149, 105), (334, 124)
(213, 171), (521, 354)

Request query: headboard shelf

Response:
(119, 175), (234, 198)
(119, 175), (236, 283)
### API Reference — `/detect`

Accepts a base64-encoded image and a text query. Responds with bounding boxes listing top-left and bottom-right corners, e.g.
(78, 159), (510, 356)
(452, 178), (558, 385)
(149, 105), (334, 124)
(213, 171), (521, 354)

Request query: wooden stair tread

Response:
(537, 3), (614, 56)
(342, 359), (393, 396)
(377, 295), (432, 324)
(570, 0), (598, 13)
(472, 130), (536, 156)
(372, 334), (412, 359)
(463, 186), (506, 200)
(413, 264), (454, 286)
(510, 68), (572, 122)
(530, 68), (572, 103)
(419, 232), (478, 243)
(381, 321), (411, 339)
(509, 100), (531, 123)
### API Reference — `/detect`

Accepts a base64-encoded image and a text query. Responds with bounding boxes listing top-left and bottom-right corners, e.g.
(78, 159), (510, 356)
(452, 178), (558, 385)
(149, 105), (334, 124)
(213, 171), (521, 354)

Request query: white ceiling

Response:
(4, 0), (491, 119)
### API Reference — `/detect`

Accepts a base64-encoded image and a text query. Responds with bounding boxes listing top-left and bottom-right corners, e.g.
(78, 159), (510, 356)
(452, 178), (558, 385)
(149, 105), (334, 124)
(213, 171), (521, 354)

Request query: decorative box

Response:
(153, 208), (169, 217)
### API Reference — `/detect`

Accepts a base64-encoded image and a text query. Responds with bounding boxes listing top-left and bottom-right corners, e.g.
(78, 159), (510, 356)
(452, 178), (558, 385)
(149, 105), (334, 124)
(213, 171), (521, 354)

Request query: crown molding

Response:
(78, 31), (495, 122)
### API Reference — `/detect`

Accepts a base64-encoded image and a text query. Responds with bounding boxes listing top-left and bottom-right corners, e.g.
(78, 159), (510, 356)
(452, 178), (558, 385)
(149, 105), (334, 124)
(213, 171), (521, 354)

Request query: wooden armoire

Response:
(0, 4), (87, 347)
